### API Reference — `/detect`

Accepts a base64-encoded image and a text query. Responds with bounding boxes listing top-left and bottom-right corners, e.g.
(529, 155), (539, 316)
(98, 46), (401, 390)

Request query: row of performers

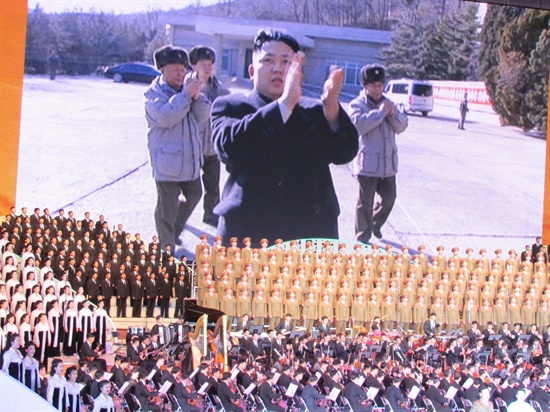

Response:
(193, 252), (550, 294)
(0, 299), (109, 368)
(196, 236), (539, 272)
(197, 283), (550, 335)
(123, 329), (550, 412)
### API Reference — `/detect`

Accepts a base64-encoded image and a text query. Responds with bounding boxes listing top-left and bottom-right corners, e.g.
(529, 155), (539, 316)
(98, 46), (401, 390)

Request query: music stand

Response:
(197, 383), (211, 396)
(488, 335), (502, 342)
(250, 325), (263, 335)
(369, 345), (383, 353)
(518, 334), (531, 342)
(290, 331), (304, 339)
(449, 328), (463, 337)
(477, 351), (491, 366)
(311, 330), (320, 340)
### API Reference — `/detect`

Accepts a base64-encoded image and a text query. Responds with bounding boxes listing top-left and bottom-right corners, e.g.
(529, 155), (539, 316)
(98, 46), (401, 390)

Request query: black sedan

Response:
(104, 62), (160, 84)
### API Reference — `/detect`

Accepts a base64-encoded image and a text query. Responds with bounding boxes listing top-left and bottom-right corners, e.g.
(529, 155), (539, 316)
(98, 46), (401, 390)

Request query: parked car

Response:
(104, 62), (160, 84)
(384, 79), (434, 117)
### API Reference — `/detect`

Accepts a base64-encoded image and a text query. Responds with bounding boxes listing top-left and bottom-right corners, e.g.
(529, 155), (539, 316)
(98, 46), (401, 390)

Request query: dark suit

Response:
(258, 381), (284, 412)
(216, 381), (243, 412)
(158, 278), (172, 318)
(424, 319), (439, 336)
(532, 387), (550, 411)
(425, 385), (452, 412)
(211, 90), (358, 245)
(131, 279), (145, 317)
(116, 279), (130, 318)
(384, 384), (409, 412)
(146, 279), (159, 317)
(301, 383), (326, 412)
(343, 381), (369, 412)
(174, 382), (200, 411)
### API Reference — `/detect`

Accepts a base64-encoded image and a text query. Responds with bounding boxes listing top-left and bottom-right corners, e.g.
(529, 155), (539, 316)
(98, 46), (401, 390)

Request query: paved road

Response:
(17, 75), (545, 258)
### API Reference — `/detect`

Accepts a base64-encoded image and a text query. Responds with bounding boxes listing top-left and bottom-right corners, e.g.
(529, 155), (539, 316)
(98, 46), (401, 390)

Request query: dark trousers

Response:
(117, 297), (127, 318)
(201, 155), (221, 220)
(159, 297), (170, 318)
(132, 298), (142, 317)
(146, 297), (157, 317)
(174, 298), (184, 318)
(103, 298), (111, 316)
(355, 175), (397, 243)
(154, 179), (202, 249)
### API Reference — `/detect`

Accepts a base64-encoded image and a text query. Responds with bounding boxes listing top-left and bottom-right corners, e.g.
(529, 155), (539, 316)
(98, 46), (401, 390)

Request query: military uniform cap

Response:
(495, 249), (502, 254)
(371, 244), (379, 249)
(275, 239), (283, 245)
(360, 64), (386, 86)
(214, 235), (222, 241)
(451, 247), (459, 252)
(436, 245), (444, 251)
(243, 237), (251, 243)
(230, 237), (238, 242)
(260, 238), (269, 244)
(290, 240), (297, 246)
(466, 248), (473, 253)
(479, 248), (486, 254)
(189, 45), (216, 65)
(354, 244), (362, 250)
(200, 234), (208, 240)
(154, 45), (189, 69)
(418, 245), (425, 250)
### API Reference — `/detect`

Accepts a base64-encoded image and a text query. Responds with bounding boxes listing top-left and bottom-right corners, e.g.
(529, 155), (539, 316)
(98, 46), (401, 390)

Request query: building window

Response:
(326, 60), (362, 86)
(221, 49), (236, 75)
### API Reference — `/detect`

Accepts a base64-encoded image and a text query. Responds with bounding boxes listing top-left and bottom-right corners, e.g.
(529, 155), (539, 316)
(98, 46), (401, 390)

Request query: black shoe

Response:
(373, 226), (383, 239)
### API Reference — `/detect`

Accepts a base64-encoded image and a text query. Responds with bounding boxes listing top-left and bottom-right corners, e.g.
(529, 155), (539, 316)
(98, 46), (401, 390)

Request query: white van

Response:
(384, 79), (434, 117)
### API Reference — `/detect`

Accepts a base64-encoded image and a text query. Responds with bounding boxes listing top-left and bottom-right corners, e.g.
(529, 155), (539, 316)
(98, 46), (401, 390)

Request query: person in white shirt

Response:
(27, 285), (43, 315)
(65, 366), (81, 412)
(33, 313), (51, 365)
(93, 380), (116, 412)
(47, 358), (69, 411)
(22, 343), (41, 393)
(3, 313), (19, 338)
(508, 388), (536, 412)
(19, 313), (32, 348)
(2, 256), (17, 282)
(41, 271), (56, 297)
(47, 300), (62, 357)
(23, 270), (38, 299)
(93, 299), (109, 350)
(64, 300), (78, 355)
(2, 333), (23, 381)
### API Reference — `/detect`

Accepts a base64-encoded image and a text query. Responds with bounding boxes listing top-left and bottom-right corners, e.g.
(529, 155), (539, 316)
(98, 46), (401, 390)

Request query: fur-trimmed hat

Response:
(154, 45), (189, 69)
(189, 45), (216, 65)
(360, 64), (385, 85)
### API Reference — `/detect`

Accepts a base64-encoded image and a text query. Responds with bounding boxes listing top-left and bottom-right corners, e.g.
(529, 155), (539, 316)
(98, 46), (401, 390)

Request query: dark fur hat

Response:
(189, 46), (216, 65)
(360, 64), (386, 86)
(154, 45), (189, 69)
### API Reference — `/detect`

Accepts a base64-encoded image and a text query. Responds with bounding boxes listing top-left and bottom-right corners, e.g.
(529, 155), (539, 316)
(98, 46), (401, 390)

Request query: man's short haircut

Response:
(253, 29), (300, 53)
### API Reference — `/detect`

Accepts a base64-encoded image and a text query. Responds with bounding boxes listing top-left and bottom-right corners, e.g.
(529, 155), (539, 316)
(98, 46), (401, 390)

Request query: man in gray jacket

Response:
(145, 45), (210, 250)
(187, 46), (231, 227)
(347, 64), (408, 243)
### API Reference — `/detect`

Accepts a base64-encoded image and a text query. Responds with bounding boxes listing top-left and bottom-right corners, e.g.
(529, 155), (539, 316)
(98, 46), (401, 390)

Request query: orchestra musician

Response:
(425, 376), (452, 412)
(80, 332), (107, 371)
(134, 369), (161, 412)
(342, 371), (370, 411)
(384, 376), (410, 412)
(423, 312), (440, 337)
(217, 371), (244, 412)
(258, 372), (285, 411)
(174, 372), (200, 412)
(302, 375), (327, 412)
